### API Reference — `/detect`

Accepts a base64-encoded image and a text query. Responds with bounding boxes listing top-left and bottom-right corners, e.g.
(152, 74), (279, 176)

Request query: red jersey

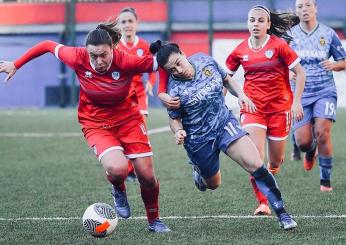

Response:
(226, 35), (300, 113)
(14, 40), (156, 128)
(117, 36), (156, 87)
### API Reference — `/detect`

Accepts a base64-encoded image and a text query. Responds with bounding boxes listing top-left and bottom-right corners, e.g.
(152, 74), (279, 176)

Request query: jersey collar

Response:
(248, 34), (270, 51)
(299, 22), (319, 36)
(120, 35), (139, 50)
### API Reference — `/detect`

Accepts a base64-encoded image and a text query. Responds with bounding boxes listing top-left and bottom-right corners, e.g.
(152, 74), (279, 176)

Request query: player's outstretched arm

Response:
(0, 40), (60, 83)
(290, 63), (305, 121)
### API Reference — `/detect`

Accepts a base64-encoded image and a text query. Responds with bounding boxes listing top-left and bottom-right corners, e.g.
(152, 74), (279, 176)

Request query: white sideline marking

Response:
(0, 215), (346, 221)
(0, 126), (171, 138)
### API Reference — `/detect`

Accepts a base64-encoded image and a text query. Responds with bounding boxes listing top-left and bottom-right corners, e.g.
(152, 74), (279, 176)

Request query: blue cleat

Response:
(278, 213), (297, 230)
(148, 219), (171, 233)
(192, 165), (206, 192)
(111, 186), (131, 219)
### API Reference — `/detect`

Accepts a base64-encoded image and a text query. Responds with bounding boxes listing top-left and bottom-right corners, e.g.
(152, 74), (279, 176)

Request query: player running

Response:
(225, 5), (305, 216)
(0, 20), (170, 233)
(150, 40), (298, 230)
(290, 0), (346, 191)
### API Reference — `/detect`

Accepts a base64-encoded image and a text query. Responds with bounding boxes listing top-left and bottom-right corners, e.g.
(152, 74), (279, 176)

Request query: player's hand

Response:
(0, 61), (17, 82)
(174, 129), (186, 145)
(158, 93), (181, 109)
(145, 81), (154, 96)
(292, 100), (304, 121)
(238, 92), (257, 113)
(320, 60), (334, 71)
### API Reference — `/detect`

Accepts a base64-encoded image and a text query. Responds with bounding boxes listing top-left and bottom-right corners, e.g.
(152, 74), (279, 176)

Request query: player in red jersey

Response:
(0, 20), (170, 233)
(226, 5), (305, 216)
(117, 7), (157, 182)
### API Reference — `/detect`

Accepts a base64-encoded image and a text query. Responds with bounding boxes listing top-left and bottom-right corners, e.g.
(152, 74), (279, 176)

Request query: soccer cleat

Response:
(148, 219), (171, 233)
(111, 187), (131, 219)
(320, 180), (333, 192)
(320, 185), (333, 192)
(192, 165), (206, 192)
(254, 203), (272, 216)
(303, 148), (317, 171)
(278, 213), (297, 230)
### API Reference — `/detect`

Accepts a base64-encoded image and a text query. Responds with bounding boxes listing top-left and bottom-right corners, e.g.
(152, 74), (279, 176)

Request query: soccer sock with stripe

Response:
(140, 179), (160, 223)
(318, 156), (333, 187)
(251, 165), (286, 217)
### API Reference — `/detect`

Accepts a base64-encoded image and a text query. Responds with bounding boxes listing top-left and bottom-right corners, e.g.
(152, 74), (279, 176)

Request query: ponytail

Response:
(86, 19), (122, 47)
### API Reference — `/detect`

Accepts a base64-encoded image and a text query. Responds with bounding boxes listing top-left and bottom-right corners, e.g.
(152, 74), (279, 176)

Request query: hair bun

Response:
(149, 40), (162, 54)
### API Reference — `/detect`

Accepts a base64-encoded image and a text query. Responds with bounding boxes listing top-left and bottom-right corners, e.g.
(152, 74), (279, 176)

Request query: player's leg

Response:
(225, 135), (297, 229)
(82, 127), (132, 219)
(187, 141), (222, 191)
(122, 119), (170, 232)
(240, 112), (270, 215)
(290, 133), (301, 161)
(294, 104), (317, 170)
(313, 96), (337, 191)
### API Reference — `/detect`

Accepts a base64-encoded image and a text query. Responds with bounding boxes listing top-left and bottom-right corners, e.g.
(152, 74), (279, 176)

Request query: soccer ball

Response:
(82, 203), (118, 237)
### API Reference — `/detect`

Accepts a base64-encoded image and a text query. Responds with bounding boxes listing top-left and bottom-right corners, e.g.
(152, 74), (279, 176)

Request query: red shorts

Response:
(82, 117), (152, 161)
(240, 110), (292, 140)
(135, 84), (148, 115)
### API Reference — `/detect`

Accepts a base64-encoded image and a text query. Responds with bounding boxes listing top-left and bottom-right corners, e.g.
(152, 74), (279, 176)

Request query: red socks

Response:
(140, 180), (160, 223)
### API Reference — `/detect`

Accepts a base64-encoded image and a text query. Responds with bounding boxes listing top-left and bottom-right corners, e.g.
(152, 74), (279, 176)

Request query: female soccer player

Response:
(117, 7), (157, 182)
(150, 40), (298, 230)
(0, 21), (170, 233)
(225, 5), (306, 215)
(290, 0), (346, 191)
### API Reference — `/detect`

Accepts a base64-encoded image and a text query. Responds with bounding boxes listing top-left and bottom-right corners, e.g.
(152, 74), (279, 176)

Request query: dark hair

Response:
(150, 40), (181, 67)
(119, 7), (138, 20)
(85, 20), (122, 47)
(251, 5), (300, 43)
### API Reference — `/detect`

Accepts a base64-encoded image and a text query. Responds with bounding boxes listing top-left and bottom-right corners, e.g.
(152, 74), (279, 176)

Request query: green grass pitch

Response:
(0, 108), (345, 244)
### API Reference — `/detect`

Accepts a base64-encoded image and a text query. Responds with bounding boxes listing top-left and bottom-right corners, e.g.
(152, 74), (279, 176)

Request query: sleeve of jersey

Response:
(167, 108), (182, 120)
(144, 46), (157, 86)
(213, 58), (227, 79)
(157, 67), (169, 94)
(122, 51), (157, 74)
(225, 51), (241, 75)
(330, 31), (346, 61)
(279, 41), (301, 70)
(14, 40), (59, 69)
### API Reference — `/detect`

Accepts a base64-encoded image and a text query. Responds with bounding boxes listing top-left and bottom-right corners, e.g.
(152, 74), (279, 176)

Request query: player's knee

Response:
(139, 175), (157, 189)
(106, 165), (127, 181)
(297, 142), (313, 152)
(208, 181), (221, 190)
(315, 129), (331, 145)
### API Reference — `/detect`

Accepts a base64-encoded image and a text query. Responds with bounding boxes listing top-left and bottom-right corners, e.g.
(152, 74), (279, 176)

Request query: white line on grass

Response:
(0, 126), (171, 138)
(0, 215), (346, 221)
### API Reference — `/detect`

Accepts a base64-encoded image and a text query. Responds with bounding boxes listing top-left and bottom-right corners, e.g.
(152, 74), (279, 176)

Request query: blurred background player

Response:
(290, 0), (346, 191)
(151, 40), (298, 230)
(0, 20), (170, 233)
(225, 5), (305, 215)
(117, 7), (157, 182)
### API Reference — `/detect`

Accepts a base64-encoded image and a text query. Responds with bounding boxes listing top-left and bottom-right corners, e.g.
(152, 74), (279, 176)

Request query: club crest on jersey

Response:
(136, 48), (144, 56)
(202, 67), (212, 77)
(112, 71), (120, 80)
(265, 49), (274, 59)
(319, 37), (326, 46)
(85, 71), (92, 78)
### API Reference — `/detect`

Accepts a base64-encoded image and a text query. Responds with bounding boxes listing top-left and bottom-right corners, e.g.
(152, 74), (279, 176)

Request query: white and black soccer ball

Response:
(82, 203), (118, 237)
